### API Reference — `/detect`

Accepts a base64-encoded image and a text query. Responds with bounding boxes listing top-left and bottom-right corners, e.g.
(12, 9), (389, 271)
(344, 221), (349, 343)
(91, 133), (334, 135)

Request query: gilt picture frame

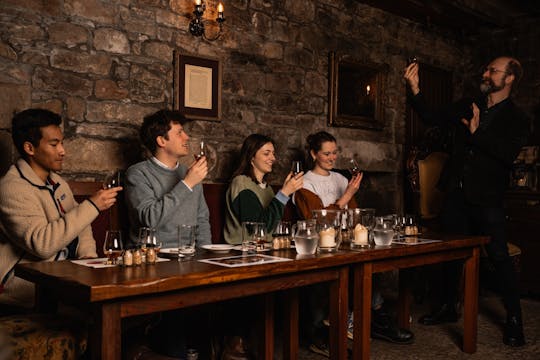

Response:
(328, 52), (387, 130)
(174, 52), (222, 121)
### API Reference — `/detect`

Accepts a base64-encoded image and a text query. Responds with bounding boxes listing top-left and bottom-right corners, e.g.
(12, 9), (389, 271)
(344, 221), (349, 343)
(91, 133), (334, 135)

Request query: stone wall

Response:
(0, 0), (473, 214)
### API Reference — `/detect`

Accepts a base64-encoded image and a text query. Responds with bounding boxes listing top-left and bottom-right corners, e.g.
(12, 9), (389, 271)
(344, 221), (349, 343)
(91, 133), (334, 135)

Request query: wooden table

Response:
(16, 233), (488, 360)
(348, 233), (489, 360)
(16, 251), (351, 360)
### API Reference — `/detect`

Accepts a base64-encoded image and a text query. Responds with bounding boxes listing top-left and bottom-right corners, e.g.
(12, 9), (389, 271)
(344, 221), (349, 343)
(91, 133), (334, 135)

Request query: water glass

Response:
(292, 219), (318, 255)
(178, 224), (197, 257)
(241, 222), (265, 253)
(103, 230), (123, 264)
(373, 217), (394, 246)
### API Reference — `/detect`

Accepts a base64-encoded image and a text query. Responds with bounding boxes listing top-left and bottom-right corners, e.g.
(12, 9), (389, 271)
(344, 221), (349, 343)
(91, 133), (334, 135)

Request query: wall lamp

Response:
(189, 0), (225, 41)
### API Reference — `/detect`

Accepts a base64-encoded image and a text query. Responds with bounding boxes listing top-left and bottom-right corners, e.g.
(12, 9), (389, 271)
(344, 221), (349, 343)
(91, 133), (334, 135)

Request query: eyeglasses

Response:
(483, 67), (509, 76)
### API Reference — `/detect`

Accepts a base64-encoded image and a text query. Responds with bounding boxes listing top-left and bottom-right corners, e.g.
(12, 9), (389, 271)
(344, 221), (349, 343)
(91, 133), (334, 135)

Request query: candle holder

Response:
(189, 1), (225, 41)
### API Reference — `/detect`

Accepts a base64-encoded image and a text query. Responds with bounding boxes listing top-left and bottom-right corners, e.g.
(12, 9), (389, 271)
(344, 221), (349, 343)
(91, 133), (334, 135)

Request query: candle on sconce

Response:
(366, 85), (371, 96)
(218, 3), (224, 19)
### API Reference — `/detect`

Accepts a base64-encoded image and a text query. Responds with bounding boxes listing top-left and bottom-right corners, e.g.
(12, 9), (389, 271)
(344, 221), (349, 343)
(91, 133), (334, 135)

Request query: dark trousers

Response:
(438, 188), (521, 318)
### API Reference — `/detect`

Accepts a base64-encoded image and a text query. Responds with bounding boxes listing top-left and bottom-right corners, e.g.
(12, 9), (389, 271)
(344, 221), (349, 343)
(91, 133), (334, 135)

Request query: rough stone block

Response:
(86, 101), (156, 125)
(64, 0), (115, 24)
(32, 99), (63, 115)
(48, 22), (88, 46)
(0, 130), (15, 176)
(66, 97), (86, 122)
(94, 79), (129, 100)
(0, 84), (31, 128)
(62, 138), (138, 173)
(94, 28), (130, 54)
(32, 67), (93, 97)
(50, 49), (111, 75)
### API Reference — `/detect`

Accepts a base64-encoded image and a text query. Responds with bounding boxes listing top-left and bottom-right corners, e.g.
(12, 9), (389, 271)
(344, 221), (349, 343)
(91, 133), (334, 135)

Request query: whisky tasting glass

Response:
(291, 161), (303, 176)
(103, 169), (123, 189)
(104, 230), (123, 265)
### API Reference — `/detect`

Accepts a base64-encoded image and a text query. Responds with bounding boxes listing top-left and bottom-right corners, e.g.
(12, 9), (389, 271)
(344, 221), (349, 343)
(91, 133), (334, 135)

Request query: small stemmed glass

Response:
(103, 230), (123, 265)
(103, 169), (123, 189)
(349, 159), (361, 176)
(291, 161), (303, 176)
(193, 140), (206, 161)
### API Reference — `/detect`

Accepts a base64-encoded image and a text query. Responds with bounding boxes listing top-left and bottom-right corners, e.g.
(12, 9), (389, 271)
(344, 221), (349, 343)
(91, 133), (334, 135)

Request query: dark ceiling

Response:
(356, 0), (540, 35)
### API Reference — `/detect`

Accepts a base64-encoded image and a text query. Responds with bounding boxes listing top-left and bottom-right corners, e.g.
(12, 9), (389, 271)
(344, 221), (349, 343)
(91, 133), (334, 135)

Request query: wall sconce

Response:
(189, 0), (225, 41)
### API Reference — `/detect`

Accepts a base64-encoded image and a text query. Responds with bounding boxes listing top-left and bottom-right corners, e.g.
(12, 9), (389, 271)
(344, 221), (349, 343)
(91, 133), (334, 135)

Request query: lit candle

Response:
(195, 0), (201, 5)
(366, 85), (371, 95)
(353, 224), (368, 245)
(217, 3), (224, 19)
(319, 228), (336, 247)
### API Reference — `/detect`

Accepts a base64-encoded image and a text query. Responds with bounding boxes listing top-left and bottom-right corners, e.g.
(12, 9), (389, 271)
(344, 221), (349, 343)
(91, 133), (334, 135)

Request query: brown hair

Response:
(232, 134), (275, 184)
(140, 110), (190, 155)
(305, 131), (337, 169)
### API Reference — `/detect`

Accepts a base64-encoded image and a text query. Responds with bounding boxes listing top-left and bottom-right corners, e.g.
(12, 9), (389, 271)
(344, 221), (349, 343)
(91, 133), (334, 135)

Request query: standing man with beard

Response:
(404, 56), (530, 347)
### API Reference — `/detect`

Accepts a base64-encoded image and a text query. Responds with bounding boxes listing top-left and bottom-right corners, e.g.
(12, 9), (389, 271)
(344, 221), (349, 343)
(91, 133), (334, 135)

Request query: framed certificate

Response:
(174, 52), (222, 121)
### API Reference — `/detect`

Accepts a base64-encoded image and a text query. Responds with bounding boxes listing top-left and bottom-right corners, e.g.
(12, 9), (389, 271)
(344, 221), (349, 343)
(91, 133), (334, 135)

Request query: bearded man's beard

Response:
(480, 77), (505, 94)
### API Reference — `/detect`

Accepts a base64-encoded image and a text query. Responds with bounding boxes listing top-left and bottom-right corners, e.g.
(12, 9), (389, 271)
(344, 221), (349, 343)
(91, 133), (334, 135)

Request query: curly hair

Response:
(140, 110), (189, 155)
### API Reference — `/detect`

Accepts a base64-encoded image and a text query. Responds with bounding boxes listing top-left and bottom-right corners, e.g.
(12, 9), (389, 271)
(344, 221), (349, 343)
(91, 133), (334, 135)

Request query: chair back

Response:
(417, 152), (448, 219)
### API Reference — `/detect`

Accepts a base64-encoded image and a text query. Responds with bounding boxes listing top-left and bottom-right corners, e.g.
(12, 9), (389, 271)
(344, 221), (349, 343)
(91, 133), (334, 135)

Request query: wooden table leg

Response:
(90, 303), (121, 360)
(327, 267), (349, 360)
(328, 267), (349, 360)
(258, 293), (274, 360)
(283, 289), (299, 360)
(353, 263), (372, 360)
(397, 268), (412, 330)
(463, 247), (480, 353)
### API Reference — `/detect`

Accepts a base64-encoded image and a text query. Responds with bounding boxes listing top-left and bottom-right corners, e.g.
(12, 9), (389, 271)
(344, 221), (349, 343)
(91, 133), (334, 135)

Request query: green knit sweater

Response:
(224, 175), (289, 244)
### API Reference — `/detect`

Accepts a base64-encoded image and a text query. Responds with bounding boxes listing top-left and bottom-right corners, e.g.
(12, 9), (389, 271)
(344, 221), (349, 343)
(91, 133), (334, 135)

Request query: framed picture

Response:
(328, 52), (387, 130)
(174, 52), (222, 121)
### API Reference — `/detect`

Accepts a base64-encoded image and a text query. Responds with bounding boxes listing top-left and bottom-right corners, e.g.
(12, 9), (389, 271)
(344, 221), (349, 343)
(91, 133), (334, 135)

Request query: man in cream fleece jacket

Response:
(0, 109), (121, 311)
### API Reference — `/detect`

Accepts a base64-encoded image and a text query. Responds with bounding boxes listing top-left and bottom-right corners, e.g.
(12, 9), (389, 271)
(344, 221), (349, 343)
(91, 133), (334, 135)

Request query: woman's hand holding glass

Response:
(336, 172), (362, 208)
(280, 171), (304, 197)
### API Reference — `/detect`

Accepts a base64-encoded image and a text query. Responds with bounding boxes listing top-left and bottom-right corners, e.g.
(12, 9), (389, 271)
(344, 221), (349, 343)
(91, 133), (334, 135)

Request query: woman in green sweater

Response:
(224, 134), (303, 244)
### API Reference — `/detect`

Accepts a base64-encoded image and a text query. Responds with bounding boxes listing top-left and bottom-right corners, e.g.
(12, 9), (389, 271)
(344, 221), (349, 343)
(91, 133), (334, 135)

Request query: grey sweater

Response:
(125, 158), (211, 248)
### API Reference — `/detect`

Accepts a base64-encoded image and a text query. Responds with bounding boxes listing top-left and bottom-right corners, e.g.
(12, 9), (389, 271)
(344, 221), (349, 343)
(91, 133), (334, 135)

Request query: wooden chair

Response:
(417, 152), (448, 224)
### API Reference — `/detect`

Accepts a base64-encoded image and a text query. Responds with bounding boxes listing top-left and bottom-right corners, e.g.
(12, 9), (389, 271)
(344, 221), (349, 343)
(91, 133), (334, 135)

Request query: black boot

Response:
(418, 303), (459, 325)
(503, 315), (525, 347)
(371, 308), (414, 344)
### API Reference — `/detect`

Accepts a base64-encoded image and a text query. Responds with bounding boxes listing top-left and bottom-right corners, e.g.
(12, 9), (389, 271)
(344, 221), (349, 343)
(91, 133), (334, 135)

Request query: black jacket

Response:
(409, 93), (529, 206)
